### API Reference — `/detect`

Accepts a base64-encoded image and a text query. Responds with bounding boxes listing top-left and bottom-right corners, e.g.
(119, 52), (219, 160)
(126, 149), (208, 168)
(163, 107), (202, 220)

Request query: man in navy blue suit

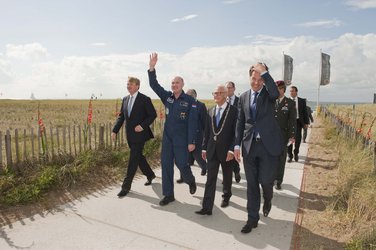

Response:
(234, 62), (282, 233)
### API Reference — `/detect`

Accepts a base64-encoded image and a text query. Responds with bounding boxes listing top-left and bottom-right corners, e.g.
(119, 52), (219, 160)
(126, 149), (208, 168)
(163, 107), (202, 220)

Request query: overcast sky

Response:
(0, 0), (375, 102)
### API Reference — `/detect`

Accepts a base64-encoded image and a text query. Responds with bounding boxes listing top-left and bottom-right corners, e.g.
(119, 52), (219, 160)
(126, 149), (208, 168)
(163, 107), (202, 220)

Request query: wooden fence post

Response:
(38, 128), (41, 161)
(31, 128), (35, 160)
(44, 129), (49, 161)
(5, 130), (13, 170)
(78, 124), (82, 153)
(73, 125), (77, 156)
(374, 143), (376, 175)
(105, 123), (108, 148)
(23, 129), (27, 161)
(15, 129), (20, 164)
(68, 125), (72, 155)
(99, 125), (105, 149)
(56, 127), (60, 153)
(50, 127), (54, 159)
(63, 126), (67, 153)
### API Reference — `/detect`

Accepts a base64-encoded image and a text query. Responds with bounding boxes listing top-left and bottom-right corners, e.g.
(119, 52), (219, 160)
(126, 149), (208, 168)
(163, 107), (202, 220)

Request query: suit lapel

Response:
(217, 104), (229, 128)
(245, 90), (251, 119)
(128, 94), (139, 118)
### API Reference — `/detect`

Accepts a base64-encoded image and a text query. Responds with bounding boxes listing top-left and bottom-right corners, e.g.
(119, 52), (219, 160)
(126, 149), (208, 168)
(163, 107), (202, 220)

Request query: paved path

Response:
(0, 132), (310, 250)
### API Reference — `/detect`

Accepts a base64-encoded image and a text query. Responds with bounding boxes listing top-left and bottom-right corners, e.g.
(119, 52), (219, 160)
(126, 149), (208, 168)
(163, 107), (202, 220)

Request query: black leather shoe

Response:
(287, 157), (292, 163)
(117, 189), (129, 198)
(263, 200), (272, 217)
(176, 178), (184, 184)
(294, 154), (299, 162)
(189, 181), (197, 194)
(220, 199), (229, 208)
(144, 175), (156, 186)
(241, 221), (258, 233)
(276, 183), (282, 190)
(159, 196), (175, 206)
(201, 169), (207, 176)
(195, 208), (212, 215)
(235, 172), (241, 183)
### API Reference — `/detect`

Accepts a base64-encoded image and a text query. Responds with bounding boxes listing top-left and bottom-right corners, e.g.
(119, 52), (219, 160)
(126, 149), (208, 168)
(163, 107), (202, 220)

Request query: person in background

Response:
(195, 84), (238, 215)
(112, 76), (157, 198)
(234, 62), (282, 234)
(303, 105), (314, 143)
(177, 89), (207, 183)
(288, 86), (309, 162)
(225, 81), (241, 183)
(148, 52), (198, 206)
(274, 80), (296, 190)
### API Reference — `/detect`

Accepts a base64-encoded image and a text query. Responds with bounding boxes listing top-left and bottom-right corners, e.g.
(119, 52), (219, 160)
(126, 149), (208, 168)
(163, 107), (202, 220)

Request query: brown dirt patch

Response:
(292, 116), (346, 249)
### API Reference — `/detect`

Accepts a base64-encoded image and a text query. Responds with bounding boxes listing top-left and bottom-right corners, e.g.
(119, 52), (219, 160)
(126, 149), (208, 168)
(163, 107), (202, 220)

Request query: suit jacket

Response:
(229, 95), (239, 108)
(235, 72), (282, 157)
(196, 100), (207, 146)
(295, 97), (309, 126)
(112, 92), (157, 143)
(275, 96), (296, 146)
(202, 104), (237, 163)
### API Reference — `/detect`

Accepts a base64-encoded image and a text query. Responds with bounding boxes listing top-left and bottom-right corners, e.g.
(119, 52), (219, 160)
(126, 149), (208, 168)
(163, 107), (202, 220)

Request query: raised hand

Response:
(149, 52), (158, 71)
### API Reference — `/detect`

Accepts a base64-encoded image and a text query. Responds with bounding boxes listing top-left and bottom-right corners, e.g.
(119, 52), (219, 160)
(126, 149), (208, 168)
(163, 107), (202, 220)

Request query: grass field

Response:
(326, 103), (376, 140)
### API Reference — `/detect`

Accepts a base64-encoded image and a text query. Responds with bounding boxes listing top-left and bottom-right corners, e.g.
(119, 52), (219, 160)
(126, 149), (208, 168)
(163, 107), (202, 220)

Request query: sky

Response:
(0, 0), (376, 103)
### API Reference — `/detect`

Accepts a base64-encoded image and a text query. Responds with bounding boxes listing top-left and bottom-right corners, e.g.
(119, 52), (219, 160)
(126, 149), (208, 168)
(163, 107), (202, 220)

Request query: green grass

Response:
(0, 136), (161, 206)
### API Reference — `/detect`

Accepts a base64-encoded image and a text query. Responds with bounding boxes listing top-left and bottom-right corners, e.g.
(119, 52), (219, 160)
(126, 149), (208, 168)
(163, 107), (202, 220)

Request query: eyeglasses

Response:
(212, 92), (225, 96)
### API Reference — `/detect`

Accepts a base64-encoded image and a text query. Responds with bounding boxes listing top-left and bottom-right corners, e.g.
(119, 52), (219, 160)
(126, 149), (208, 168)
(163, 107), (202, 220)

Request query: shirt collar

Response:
(216, 102), (228, 110)
(130, 91), (139, 98)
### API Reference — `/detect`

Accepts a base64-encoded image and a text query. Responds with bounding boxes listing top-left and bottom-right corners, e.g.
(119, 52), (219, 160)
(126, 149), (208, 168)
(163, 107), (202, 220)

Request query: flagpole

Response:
(317, 49), (322, 115)
(282, 51), (285, 81)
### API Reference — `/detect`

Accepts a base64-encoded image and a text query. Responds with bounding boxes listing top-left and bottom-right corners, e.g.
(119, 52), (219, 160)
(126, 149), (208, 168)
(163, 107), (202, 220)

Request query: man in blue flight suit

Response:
(148, 52), (198, 206)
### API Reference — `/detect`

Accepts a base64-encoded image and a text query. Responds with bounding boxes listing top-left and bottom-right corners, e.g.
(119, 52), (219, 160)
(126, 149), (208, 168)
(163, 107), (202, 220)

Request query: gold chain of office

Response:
(211, 105), (230, 141)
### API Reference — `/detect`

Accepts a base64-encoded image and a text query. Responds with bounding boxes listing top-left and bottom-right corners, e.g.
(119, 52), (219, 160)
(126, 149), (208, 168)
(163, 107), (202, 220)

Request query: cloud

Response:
(244, 34), (295, 45)
(90, 43), (107, 46)
(296, 19), (342, 28)
(170, 14), (198, 23)
(6, 43), (49, 61)
(345, 0), (376, 9)
(222, 0), (243, 4)
(1, 33), (376, 103)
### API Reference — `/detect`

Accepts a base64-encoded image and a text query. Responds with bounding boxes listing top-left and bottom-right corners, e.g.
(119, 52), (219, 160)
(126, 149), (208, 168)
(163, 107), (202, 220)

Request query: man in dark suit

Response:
(274, 80), (296, 190)
(112, 76), (157, 197)
(288, 86), (309, 162)
(234, 62), (282, 234)
(303, 105), (314, 143)
(226, 81), (241, 183)
(195, 84), (238, 215)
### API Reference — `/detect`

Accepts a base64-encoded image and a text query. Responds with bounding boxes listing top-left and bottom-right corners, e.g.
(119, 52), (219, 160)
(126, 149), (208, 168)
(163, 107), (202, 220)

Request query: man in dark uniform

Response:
(184, 89), (207, 176)
(226, 81), (241, 183)
(274, 80), (296, 190)
(148, 52), (198, 206)
(112, 76), (157, 197)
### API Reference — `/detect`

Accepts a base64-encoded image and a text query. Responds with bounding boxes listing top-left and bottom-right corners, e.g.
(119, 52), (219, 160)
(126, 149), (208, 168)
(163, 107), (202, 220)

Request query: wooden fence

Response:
(0, 120), (164, 173)
(322, 106), (376, 173)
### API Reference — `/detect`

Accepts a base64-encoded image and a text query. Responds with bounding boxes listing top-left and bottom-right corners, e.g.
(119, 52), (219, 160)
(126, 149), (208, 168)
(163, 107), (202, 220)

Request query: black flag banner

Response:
(283, 54), (293, 85)
(320, 52), (331, 86)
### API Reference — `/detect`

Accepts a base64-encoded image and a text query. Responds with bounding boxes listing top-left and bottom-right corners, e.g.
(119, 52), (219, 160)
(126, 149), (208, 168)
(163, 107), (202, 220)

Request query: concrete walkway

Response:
(0, 132), (310, 250)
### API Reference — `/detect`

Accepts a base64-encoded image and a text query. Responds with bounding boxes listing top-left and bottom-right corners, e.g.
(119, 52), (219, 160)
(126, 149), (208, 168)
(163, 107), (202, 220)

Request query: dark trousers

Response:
(231, 160), (240, 174)
(243, 140), (279, 223)
(202, 155), (233, 211)
(275, 147), (287, 185)
(161, 135), (195, 197)
(288, 121), (303, 158)
(121, 141), (155, 191)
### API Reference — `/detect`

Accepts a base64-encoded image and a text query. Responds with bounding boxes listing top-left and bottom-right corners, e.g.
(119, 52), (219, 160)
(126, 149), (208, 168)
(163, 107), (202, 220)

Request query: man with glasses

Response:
(195, 84), (238, 215)
(234, 63), (282, 233)
(148, 52), (198, 206)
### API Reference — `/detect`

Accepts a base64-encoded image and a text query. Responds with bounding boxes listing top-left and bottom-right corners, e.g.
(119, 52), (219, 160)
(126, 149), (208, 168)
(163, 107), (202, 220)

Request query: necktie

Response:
(251, 92), (258, 120)
(215, 107), (222, 126)
(128, 96), (133, 116)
